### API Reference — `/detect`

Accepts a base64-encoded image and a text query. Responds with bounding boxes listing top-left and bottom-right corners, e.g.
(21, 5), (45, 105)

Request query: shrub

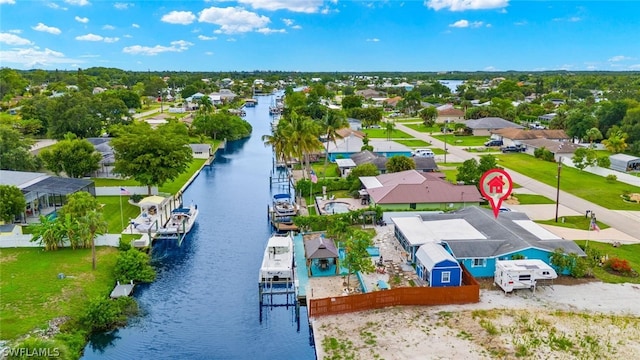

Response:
(605, 174), (617, 183)
(114, 249), (156, 283)
(130, 194), (143, 203)
(81, 297), (138, 333)
(118, 237), (132, 251)
(604, 257), (632, 274)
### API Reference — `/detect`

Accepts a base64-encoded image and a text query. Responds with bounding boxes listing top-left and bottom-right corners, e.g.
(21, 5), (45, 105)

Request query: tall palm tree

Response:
(385, 120), (395, 141)
(283, 111), (323, 178)
(322, 109), (347, 179)
(262, 122), (290, 167)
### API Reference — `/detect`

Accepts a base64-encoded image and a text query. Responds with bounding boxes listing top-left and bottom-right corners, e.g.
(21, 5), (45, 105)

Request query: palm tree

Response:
(321, 109), (347, 179)
(262, 122), (290, 168)
(585, 127), (603, 148)
(283, 111), (323, 179)
(384, 120), (395, 141)
(82, 210), (108, 270)
(602, 130), (628, 154)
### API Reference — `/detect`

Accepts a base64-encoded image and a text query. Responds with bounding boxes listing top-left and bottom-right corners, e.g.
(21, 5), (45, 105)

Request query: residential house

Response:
(359, 169), (482, 211)
(87, 137), (116, 178)
(355, 89), (384, 99)
(326, 129), (412, 161)
(391, 206), (585, 278)
(437, 107), (465, 124)
(383, 96), (402, 109)
(489, 128), (574, 158)
(349, 150), (438, 174)
(464, 117), (525, 136)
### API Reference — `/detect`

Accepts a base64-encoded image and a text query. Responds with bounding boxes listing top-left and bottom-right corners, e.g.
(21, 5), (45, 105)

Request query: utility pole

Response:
(555, 157), (562, 222)
(158, 89), (164, 113)
(443, 119), (449, 164)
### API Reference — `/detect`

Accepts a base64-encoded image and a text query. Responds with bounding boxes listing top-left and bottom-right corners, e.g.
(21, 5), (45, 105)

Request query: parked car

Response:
(412, 148), (435, 158)
(484, 139), (503, 147)
(501, 145), (525, 153)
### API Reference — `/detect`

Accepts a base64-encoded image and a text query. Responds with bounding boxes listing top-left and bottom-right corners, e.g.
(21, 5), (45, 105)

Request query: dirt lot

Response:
(313, 282), (640, 360)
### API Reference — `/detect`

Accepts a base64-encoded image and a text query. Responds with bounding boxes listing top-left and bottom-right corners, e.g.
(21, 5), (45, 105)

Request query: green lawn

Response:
(394, 118), (422, 123)
(92, 159), (207, 193)
(574, 240), (640, 284)
(159, 159), (207, 194)
(98, 196), (142, 233)
(536, 215), (609, 230)
(440, 169), (457, 182)
(312, 162), (340, 178)
(511, 193), (555, 204)
(432, 135), (488, 147)
(404, 124), (440, 133)
(361, 129), (413, 138)
(0, 247), (119, 340)
(497, 154), (640, 210)
(395, 139), (431, 147)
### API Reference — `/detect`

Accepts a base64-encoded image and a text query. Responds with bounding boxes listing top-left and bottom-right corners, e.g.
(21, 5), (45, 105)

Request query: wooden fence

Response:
(308, 265), (480, 318)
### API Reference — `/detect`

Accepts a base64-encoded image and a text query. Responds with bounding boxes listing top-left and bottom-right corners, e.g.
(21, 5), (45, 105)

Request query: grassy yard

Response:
(361, 129), (413, 139)
(431, 135), (488, 147)
(497, 154), (640, 210)
(404, 124), (440, 133)
(395, 139), (431, 147)
(91, 158), (207, 192)
(536, 215), (609, 230)
(161, 159), (207, 194)
(311, 162), (340, 178)
(393, 117), (422, 123)
(574, 240), (640, 284)
(0, 247), (119, 340)
(98, 196), (142, 233)
(510, 193), (555, 204)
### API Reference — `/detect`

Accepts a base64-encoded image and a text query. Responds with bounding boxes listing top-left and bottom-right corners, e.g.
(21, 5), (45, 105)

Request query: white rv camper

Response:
(494, 259), (557, 293)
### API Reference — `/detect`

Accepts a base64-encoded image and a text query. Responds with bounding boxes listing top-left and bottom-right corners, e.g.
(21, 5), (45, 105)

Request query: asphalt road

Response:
(396, 122), (640, 242)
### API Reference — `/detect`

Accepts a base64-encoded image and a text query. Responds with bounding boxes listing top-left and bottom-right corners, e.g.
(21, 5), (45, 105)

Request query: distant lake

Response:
(438, 80), (464, 93)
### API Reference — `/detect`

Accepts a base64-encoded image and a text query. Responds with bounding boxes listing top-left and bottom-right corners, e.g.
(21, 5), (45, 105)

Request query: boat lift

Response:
(258, 271), (301, 330)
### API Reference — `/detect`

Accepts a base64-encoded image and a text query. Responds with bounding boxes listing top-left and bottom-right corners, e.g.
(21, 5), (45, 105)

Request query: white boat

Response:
(158, 203), (199, 235)
(272, 193), (298, 217)
(259, 232), (295, 282)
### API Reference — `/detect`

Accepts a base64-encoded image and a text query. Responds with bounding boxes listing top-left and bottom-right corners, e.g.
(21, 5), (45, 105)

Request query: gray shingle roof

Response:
(464, 117), (525, 130)
(420, 206), (585, 258)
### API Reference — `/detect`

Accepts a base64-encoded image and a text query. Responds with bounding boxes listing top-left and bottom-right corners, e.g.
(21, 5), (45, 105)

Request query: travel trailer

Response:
(494, 259), (557, 293)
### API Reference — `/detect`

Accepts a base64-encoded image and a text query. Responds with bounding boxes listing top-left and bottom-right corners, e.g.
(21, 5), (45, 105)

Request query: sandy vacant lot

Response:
(312, 282), (640, 360)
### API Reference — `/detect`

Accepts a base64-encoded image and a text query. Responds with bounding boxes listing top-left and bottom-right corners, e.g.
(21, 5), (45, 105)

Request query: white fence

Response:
(0, 234), (121, 248)
(95, 186), (158, 196)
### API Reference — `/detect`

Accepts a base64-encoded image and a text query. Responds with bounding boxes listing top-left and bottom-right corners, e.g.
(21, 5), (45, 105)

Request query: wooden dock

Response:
(110, 280), (135, 298)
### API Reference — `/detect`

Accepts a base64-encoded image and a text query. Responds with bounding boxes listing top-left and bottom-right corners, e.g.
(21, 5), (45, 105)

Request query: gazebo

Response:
(304, 234), (339, 276)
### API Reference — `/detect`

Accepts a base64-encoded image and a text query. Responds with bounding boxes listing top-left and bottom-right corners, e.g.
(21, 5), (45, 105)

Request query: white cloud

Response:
(32, 23), (62, 35)
(282, 18), (293, 26)
(75, 33), (119, 42)
(0, 47), (77, 68)
(198, 35), (217, 40)
(75, 16), (89, 23)
(514, 20), (527, 26)
(608, 55), (630, 62)
(0, 0), (16, 4)
(123, 34), (132, 38)
(103, 25), (115, 30)
(628, 64), (640, 70)
(256, 28), (286, 34)
(568, 16), (581, 22)
(132, 23), (140, 28)
(122, 40), (193, 56)
(426, 0), (509, 12)
(205, 51), (214, 56)
(238, 0), (323, 13)
(114, 2), (132, 10)
(449, 19), (484, 28)
(64, 0), (90, 6)
(8, 29), (21, 34)
(484, 66), (498, 71)
(0, 32), (33, 45)
(366, 38), (380, 42)
(291, 25), (302, 30)
(199, 7), (270, 34)
(161, 11), (196, 25)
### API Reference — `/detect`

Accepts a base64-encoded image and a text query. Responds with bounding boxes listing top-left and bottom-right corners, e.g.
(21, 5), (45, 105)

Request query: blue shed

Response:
(415, 242), (462, 287)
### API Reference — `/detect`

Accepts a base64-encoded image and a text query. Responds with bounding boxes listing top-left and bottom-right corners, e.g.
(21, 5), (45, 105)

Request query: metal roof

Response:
(415, 243), (458, 271)
(21, 176), (94, 196)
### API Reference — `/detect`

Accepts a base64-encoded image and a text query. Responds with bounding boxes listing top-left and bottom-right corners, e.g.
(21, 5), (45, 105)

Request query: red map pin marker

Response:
(479, 169), (513, 218)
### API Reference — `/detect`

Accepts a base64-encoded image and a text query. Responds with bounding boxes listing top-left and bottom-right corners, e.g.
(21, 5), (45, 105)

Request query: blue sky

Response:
(1, 0), (639, 72)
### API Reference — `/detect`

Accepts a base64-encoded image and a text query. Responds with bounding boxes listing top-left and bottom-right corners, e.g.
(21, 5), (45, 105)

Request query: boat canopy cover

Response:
(273, 193), (291, 200)
(172, 208), (191, 214)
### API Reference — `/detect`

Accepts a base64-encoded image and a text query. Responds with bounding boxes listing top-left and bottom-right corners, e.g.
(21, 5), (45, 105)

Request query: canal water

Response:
(82, 95), (316, 360)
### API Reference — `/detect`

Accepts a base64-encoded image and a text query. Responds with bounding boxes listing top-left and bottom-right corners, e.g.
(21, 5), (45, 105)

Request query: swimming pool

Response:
(323, 201), (351, 214)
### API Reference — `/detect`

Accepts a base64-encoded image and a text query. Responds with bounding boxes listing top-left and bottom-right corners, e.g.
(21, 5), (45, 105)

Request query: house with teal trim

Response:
(360, 170), (482, 212)
(391, 206), (585, 278)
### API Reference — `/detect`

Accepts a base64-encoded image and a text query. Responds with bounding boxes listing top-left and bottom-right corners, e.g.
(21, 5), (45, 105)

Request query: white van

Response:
(412, 149), (435, 158)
